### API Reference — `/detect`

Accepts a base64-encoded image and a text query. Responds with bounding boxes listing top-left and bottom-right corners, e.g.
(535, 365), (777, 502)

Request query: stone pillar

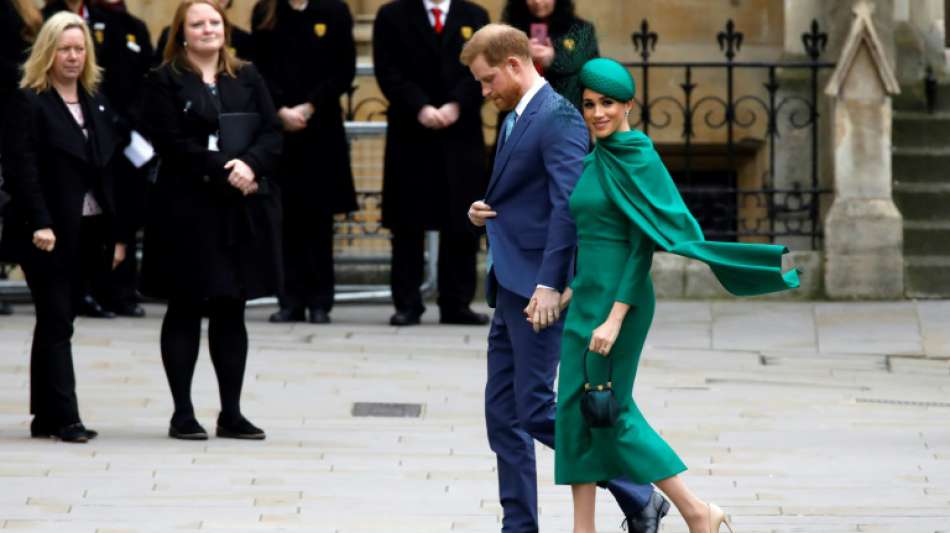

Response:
(824, 2), (904, 299)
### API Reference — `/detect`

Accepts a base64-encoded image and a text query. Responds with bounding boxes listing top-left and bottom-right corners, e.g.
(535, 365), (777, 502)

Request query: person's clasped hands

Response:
(417, 102), (461, 129)
(277, 102), (314, 132)
(225, 158), (257, 196)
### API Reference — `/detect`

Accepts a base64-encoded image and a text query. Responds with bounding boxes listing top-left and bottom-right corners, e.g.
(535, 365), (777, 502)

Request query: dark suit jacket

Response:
(139, 63), (283, 300)
(251, 0), (357, 215)
(373, 0), (489, 231)
(0, 86), (120, 270)
(484, 84), (588, 301)
(0, 0), (32, 141)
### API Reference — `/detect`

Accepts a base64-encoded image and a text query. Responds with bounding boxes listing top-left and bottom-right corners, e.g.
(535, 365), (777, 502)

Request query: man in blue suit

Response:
(461, 24), (669, 533)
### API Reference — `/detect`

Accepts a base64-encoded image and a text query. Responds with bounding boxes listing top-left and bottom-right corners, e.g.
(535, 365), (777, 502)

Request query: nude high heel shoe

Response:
(708, 503), (735, 533)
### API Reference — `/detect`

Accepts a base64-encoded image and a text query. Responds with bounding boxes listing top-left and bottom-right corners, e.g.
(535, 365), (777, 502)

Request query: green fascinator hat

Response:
(579, 58), (636, 102)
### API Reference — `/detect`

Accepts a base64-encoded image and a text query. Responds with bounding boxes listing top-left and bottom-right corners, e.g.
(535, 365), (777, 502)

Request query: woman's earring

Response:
(183, 41), (188, 47)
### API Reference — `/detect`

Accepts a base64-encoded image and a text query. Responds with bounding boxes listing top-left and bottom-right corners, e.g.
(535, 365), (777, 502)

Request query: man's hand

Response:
(292, 102), (315, 122)
(32, 228), (55, 252)
(468, 200), (497, 227)
(529, 38), (555, 68)
(417, 105), (448, 129)
(523, 286), (561, 333)
(437, 102), (460, 127)
(278, 106), (307, 132)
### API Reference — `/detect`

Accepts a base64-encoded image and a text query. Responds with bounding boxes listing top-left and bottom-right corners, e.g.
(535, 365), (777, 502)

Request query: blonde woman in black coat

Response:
(1, 11), (125, 443)
(142, 0), (282, 441)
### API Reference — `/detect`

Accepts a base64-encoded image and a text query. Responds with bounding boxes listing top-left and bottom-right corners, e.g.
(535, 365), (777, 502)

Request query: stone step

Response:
(894, 82), (950, 113)
(893, 111), (950, 148)
(894, 181), (950, 221)
(892, 147), (950, 185)
(905, 255), (950, 298)
(903, 221), (950, 255)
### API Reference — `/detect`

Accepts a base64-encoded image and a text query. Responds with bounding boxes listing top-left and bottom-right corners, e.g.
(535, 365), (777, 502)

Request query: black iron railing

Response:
(625, 19), (835, 249)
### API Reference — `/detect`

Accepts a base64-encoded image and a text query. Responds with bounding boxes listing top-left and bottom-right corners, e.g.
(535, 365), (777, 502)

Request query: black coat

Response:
(373, 0), (489, 231)
(251, 0), (357, 215)
(0, 0), (32, 143)
(156, 24), (254, 65)
(0, 87), (120, 272)
(139, 63), (283, 301)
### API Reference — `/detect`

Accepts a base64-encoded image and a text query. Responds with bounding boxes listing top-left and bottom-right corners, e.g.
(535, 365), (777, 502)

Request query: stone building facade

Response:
(116, 1), (948, 299)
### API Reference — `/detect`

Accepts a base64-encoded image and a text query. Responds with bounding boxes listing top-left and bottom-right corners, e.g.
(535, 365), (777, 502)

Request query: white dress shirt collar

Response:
(423, 0), (451, 26)
(514, 76), (548, 120)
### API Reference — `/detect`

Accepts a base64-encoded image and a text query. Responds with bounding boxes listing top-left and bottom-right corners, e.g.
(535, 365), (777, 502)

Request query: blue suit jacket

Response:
(484, 84), (589, 304)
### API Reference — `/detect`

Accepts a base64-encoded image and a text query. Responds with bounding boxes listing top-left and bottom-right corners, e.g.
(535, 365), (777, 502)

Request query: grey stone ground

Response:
(0, 300), (948, 532)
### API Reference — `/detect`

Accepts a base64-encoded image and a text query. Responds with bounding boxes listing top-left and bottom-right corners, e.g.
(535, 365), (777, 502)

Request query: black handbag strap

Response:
(582, 346), (614, 391)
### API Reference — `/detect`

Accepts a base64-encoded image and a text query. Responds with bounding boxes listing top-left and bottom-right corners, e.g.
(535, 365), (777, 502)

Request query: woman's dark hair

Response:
(501, 0), (577, 37)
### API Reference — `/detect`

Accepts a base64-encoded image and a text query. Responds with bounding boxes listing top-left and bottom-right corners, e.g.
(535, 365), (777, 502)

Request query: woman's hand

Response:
(278, 106), (307, 132)
(530, 38), (555, 68)
(225, 159), (257, 196)
(559, 287), (573, 312)
(589, 317), (621, 357)
(113, 243), (127, 270)
(32, 228), (55, 252)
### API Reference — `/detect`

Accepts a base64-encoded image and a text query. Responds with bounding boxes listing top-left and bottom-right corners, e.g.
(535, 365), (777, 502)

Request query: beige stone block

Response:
(650, 252), (687, 298)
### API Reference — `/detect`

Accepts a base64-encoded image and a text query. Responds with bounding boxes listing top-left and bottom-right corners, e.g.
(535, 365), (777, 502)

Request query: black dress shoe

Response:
(308, 307), (331, 324)
(621, 491), (670, 533)
(389, 310), (422, 326)
(55, 423), (90, 443)
(216, 415), (265, 440)
(78, 295), (116, 319)
(168, 418), (209, 440)
(440, 307), (490, 325)
(269, 307), (305, 323)
(31, 418), (97, 440)
(112, 303), (146, 318)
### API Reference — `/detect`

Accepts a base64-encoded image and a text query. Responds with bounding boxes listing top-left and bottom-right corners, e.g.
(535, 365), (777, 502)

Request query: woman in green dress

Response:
(547, 58), (799, 533)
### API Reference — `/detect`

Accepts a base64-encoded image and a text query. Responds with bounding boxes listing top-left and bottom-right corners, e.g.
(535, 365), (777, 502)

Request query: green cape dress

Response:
(554, 129), (798, 485)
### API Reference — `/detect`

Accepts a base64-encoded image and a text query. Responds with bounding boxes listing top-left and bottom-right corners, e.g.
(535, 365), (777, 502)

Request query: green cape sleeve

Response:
(590, 130), (800, 297)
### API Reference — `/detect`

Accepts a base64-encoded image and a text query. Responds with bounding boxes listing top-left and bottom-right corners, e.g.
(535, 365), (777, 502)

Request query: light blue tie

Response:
(499, 111), (518, 149)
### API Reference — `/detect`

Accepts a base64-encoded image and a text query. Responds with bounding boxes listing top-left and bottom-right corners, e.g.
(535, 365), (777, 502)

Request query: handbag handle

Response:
(582, 346), (613, 392)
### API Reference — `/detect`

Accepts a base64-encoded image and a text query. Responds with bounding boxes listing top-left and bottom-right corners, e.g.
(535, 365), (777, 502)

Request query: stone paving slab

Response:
(0, 301), (949, 531)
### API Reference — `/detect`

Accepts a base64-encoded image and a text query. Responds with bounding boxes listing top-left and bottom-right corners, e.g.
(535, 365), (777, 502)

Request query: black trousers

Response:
(23, 215), (108, 427)
(390, 227), (479, 314)
(160, 297), (248, 424)
(279, 212), (334, 312)
(100, 157), (146, 309)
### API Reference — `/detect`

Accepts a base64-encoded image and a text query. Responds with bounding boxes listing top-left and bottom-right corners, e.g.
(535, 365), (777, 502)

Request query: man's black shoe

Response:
(169, 418), (209, 440)
(390, 310), (422, 326)
(308, 308), (331, 324)
(269, 307), (305, 323)
(55, 423), (90, 443)
(621, 491), (670, 533)
(440, 308), (490, 325)
(78, 295), (116, 319)
(216, 415), (265, 440)
(32, 418), (98, 440)
(112, 303), (146, 318)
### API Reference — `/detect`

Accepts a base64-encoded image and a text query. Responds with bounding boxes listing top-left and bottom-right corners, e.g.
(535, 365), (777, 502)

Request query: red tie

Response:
(431, 7), (444, 34)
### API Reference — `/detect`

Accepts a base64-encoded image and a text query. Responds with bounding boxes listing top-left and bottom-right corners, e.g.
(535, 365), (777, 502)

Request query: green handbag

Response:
(580, 347), (620, 428)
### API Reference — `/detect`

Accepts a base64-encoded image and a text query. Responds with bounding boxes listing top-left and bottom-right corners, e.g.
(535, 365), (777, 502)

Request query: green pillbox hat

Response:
(579, 58), (636, 102)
